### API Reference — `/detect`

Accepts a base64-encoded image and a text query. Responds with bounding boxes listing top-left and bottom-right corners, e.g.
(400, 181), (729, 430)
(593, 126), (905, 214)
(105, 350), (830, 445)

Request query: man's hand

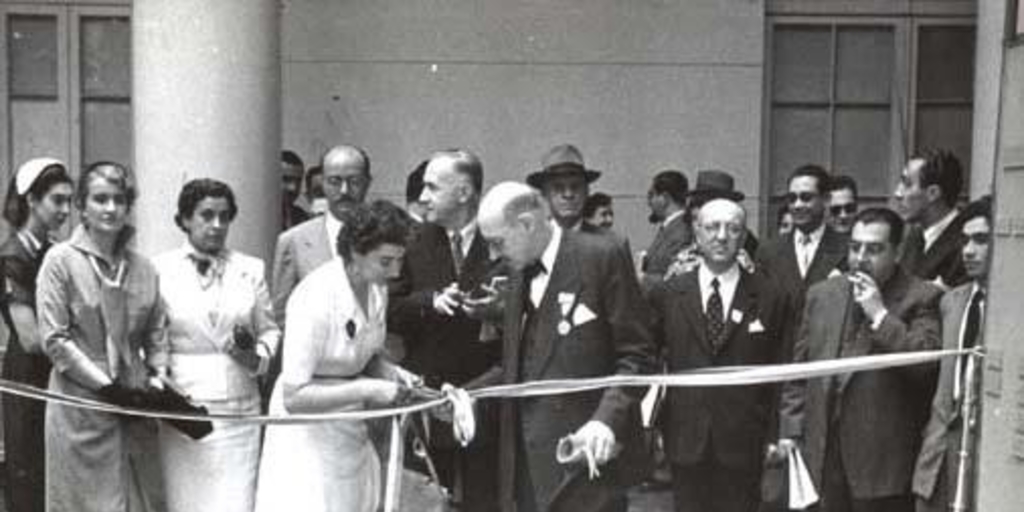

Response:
(461, 283), (503, 321)
(432, 283), (466, 316)
(572, 420), (617, 466)
(848, 271), (887, 325)
(765, 437), (797, 465)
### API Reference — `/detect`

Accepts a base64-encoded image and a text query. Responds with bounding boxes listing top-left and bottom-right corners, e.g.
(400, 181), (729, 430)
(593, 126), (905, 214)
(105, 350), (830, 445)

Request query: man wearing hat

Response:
(689, 170), (758, 255)
(527, 144), (602, 232)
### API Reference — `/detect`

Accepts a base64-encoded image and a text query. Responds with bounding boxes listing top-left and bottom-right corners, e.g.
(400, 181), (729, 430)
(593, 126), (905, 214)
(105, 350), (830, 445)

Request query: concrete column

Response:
(132, 0), (280, 262)
(969, 0), (1006, 197)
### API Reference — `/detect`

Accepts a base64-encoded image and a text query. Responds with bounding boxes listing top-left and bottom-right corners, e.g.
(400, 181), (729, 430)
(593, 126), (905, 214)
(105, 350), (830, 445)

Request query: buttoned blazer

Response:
(493, 229), (656, 512)
(755, 227), (848, 299)
(388, 222), (502, 387)
(778, 269), (942, 499)
(913, 283), (975, 500)
(270, 216), (332, 325)
(649, 269), (795, 469)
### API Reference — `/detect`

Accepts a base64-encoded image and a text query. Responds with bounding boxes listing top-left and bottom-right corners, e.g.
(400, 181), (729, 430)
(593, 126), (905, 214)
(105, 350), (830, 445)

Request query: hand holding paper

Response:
(556, 420), (618, 479)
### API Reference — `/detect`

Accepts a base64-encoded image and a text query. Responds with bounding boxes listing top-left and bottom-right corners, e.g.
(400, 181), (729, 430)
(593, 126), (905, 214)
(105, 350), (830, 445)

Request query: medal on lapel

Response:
(557, 292), (575, 336)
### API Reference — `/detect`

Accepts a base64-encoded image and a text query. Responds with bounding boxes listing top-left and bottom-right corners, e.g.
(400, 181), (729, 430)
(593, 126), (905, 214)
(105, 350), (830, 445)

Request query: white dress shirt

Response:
(325, 212), (343, 257)
(448, 220), (477, 259)
(793, 223), (825, 278)
(923, 209), (959, 252)
(698, 262), (741, 317)
(529, 222), (563, 308)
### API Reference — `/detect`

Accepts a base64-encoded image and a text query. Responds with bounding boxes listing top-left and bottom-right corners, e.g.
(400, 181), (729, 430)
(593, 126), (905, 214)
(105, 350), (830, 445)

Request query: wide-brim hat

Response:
(688, 169), (744, 204)
(526, 144), (601, 188)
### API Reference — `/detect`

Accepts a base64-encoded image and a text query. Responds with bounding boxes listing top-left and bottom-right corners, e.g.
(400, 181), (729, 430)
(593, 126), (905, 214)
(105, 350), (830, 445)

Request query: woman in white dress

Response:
(256, 200), (419, 512)
(154, 179), (280, 512)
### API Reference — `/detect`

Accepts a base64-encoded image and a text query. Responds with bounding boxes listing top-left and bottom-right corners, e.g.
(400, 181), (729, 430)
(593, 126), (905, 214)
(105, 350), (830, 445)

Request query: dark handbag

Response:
(147, 385), (214, 440)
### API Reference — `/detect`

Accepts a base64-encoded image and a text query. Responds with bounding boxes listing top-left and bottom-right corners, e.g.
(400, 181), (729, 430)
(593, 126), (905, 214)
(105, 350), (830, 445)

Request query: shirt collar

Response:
(662, 210), (686, 229)
(539, 221), (563, 274)
(698, 261), (740, 290)
(448, 220), (477, 255)
(795, 222), (826, 245)
(923, 209), (959, 252)
(325, 212), (343, 255)
(68, 224), (134, 265)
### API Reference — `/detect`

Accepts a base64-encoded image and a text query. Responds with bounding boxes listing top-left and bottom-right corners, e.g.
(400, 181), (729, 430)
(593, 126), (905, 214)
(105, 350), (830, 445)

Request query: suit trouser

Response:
(514, 431), (627, 512)
(818, 430), (912, 512)
(671, 458), (760, 512)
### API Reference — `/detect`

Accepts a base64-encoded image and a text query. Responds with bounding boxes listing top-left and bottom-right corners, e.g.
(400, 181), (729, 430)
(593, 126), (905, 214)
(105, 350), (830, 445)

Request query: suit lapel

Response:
(779, 234), (803, 283)
(669, 271), (709, 354)
(528, 232), (582, 380)
(304, 217), (333, 266)
(718, 273), (755, 352)
(503, 271), (526, 384)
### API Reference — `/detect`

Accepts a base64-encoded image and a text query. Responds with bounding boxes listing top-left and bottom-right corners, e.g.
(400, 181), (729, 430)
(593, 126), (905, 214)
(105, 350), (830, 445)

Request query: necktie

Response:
(798, 232), (813, 277)
(955, 289), (985, 402)
(450, 232), (464, 275)
(190, 254), (213, 276)
(706, 278), (725, 350)
(522, 261), (546, 313)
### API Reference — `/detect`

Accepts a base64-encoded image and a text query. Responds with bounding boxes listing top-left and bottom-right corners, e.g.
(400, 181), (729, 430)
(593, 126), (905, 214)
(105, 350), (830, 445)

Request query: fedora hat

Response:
(689, 169), (744, 204)
(526, 144), (601, 188)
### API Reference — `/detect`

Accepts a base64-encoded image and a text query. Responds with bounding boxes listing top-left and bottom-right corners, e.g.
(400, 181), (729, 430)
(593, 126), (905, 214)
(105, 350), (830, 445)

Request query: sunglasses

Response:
(829, 204), (857, 215)
(785, 191), (818, 204)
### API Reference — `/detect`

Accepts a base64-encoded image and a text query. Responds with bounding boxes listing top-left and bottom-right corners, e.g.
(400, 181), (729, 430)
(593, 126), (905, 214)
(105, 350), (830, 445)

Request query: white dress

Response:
(255, 258), (388, 512)
(153, 246), (280, 512)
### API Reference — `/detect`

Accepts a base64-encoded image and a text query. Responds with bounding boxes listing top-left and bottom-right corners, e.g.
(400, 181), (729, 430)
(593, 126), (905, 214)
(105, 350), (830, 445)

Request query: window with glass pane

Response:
(915, 25), (975, 187)
(8, 15), (58, 98)
(80, 16), (131, 166)
(769, 24), (895, 198)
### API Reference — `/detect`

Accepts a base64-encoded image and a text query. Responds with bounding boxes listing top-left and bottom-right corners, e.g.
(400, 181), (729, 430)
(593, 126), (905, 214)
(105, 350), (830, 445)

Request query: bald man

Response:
(475, 182), (655, 512)
(648, 199), (796, 512)
(271, 145), (372, 324)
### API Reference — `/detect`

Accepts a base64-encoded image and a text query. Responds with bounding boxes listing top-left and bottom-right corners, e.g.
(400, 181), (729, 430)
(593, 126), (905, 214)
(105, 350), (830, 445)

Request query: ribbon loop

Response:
(442, 383), (476, 447)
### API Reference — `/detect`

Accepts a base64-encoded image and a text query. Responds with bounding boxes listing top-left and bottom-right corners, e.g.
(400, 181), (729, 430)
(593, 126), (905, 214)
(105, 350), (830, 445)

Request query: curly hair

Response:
(174, 178), (239, 232)
(75, 161), (137, 211)
(336, 200), (412, 259)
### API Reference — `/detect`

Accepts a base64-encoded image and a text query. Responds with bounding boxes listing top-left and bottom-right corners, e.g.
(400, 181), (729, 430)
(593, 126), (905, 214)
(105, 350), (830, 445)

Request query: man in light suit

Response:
(271, 144), (371, 324)
(777, 208), (943, 512)
(913, 197), (991, 512)
(895, 150), (968, 290)
(756, 164), (848, 301)
(476, 182), (655, 512)
(388, 150), (503, 510)
(641, 170), (693, 288)
(649, 199), (795, 512)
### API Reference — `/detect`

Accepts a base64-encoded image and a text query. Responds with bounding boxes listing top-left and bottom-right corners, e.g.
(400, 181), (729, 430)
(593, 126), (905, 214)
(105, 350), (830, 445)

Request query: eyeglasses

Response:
(324, 175), (369, 190)
(698, 222), (745, 238)
(785, 191), (818, 204)
(829, 204), (857, 215)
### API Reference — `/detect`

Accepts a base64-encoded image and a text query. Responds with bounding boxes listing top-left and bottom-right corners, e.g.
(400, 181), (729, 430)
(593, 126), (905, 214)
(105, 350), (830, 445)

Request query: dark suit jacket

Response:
(643, 214), (694, 278)
(481, 229), (655, 512)
(900, 216), (968, 289)
(649, 268), (795, 470)
(388, 222), (503, 387)
(913, 283), (977, 502)
(755, 227), (848, 300)
(778, 269), (942, 499)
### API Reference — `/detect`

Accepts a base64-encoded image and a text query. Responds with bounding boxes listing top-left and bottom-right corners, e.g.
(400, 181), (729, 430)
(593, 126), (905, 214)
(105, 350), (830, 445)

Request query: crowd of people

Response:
(0, 142), (991, 512)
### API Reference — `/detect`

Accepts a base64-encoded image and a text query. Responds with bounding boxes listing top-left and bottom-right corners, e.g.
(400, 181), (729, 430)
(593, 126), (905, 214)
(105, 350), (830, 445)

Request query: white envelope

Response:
(572, 303), (597, 326)
(748, 319), (765, 333)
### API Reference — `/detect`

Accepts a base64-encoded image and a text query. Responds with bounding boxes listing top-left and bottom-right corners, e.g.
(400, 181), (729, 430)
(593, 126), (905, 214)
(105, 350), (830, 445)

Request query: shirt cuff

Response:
(869, 309), (889, 330)
(254, 342), (272, 376)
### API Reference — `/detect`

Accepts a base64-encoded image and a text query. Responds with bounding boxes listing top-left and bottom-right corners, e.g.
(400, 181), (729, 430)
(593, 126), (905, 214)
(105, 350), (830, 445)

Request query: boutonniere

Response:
(730, 309), (744, 324)
(748, 319), (765, 333)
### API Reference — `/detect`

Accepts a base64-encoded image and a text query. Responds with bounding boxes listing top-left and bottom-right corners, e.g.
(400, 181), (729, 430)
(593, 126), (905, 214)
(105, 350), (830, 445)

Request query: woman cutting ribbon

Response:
(154, 178), (280, 512)
(36, 161), (168, 512)
(255, 200), (424, 512)
(0, 158), (73, 512)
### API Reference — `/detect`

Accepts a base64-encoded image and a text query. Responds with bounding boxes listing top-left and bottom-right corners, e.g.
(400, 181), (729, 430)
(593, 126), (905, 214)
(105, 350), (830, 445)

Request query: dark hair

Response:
(960, 195), (992, 226)
(406, 160), (427, 203)
(788, 164), (830, 195)
(336, 200), (412, 259)
(650, 170), (688, 205)
(305, 165), (324, 196)
(174, 178), (239, 232)
(3, 163), (73, 227)
(281, 150), (304, 169)
(582, 192), (612, 218)
(431, 149), (484, 194)
(827, 174), (858, 198)
(776, 203), (791, 225)
(76, 161), (137, 211)
(853, 207), (905, 247)
(913, 149), (963, 207)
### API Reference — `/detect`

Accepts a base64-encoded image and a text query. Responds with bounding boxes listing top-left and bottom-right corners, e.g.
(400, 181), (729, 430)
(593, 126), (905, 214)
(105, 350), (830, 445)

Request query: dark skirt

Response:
(3, 337), (52, 512)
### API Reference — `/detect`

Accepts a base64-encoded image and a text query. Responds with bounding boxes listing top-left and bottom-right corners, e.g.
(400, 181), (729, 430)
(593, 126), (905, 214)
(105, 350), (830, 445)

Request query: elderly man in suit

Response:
(475, 181), (655, 512)
(649, 199), (795, 512)
(756, 164), (848, 300)
(895, 150), (968, 290)
(777, 207), (943, 512)
(641, 170), (693, 286)
(389, 149), (503, 510)
(271, 145), (371, 323)
(913, 197), (991, 512)
(527, 144), (603, 232)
